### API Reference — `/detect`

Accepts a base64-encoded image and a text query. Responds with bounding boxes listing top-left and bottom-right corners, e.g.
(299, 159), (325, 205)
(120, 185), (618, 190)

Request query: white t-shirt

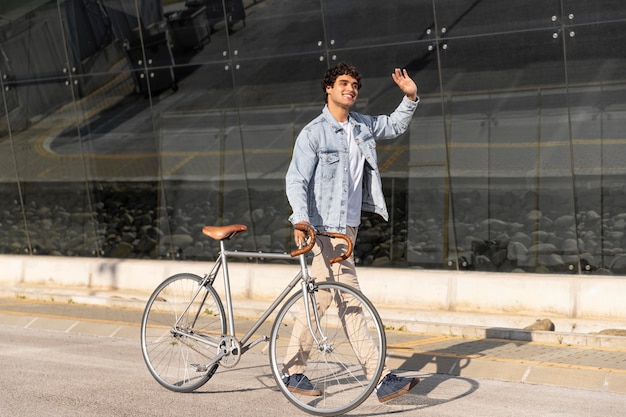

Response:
(341, 119), (365, 227)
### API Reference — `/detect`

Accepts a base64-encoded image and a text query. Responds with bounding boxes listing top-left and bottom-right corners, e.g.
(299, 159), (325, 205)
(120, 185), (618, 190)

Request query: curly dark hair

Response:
(321, 63), (362, 103)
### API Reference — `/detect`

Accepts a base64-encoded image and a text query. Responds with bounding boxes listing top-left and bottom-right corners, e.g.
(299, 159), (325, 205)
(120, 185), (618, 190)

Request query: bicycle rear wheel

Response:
(269, 281), (386, 416)
(140, 273), (226, 392)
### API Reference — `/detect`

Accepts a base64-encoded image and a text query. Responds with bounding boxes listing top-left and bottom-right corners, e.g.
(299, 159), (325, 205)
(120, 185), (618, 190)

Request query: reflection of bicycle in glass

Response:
(140, 223), (386, 416)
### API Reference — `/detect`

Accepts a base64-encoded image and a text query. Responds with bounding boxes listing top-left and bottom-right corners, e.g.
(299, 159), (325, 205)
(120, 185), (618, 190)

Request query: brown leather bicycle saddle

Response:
(202, 224), (248, 241)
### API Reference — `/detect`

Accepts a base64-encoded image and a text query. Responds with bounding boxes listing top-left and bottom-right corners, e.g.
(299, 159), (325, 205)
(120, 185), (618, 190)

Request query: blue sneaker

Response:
(282, 374), (322, 396)
(376, 373), (419, 403)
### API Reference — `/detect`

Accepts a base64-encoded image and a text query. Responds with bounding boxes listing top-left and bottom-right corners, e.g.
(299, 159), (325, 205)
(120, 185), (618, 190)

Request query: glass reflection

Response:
(0, 0), (623, 275)
(433, 0), (561, 37)
(322, 0), (430, 49)
(441, 24), (573, 274)
(229, 0), (323, 59)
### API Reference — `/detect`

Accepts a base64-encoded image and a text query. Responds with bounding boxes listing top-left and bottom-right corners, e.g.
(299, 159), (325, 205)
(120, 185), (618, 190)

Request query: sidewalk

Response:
(2, 290), (626, 396)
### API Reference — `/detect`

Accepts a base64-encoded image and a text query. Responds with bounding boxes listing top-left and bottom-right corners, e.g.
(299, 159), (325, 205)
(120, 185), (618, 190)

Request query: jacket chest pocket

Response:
(319, 152), (340, 179)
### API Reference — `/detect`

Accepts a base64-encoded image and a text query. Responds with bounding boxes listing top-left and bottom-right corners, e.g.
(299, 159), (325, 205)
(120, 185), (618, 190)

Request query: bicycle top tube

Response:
(201, 223), (353, 264)
(198, 223), (354, 353)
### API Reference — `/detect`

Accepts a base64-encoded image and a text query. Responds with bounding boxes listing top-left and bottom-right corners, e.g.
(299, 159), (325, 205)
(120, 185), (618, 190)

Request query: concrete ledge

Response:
(2, 254), (626, 342)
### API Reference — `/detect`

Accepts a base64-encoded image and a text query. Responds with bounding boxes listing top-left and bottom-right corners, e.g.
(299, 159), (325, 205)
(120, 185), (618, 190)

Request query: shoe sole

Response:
(377, 378), (420, 403)
(287, 386), (322, 396)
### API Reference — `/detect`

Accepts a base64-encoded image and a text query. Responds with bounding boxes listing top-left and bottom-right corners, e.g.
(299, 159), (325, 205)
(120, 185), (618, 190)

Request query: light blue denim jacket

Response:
(286, 96), (419, 233)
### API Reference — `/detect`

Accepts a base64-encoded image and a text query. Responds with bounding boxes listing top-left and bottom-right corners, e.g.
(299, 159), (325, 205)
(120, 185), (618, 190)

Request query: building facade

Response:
(0, 0), (625, 276)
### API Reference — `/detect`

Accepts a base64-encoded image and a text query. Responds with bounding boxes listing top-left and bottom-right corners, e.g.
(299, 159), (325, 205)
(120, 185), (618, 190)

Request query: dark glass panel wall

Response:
(439, 2), (575, 274)
(0, 0), (625, 276)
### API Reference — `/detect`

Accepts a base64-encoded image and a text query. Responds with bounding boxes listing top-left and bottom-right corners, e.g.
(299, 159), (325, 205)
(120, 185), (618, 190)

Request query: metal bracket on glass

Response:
(551, 13), (575, 39)
(426, 26), (448, 51)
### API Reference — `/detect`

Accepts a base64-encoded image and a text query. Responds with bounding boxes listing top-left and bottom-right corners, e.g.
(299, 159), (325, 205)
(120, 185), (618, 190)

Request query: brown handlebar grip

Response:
(324, 231), (353, 264)
(290, 223), (316, 257)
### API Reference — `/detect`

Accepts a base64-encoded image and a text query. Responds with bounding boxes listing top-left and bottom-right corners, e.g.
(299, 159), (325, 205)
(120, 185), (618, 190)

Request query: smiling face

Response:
(326, 74), (359, 110)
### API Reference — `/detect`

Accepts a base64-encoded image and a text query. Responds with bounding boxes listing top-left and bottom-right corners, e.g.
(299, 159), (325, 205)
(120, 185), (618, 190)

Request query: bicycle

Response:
(140, 223), (387, 416)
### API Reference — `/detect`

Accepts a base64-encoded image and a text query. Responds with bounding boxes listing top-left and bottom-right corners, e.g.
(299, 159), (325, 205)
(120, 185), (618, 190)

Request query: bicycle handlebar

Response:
(289, 224), (353, 264)
(322, 231), (354, 264)
(289, 223), (316, 258)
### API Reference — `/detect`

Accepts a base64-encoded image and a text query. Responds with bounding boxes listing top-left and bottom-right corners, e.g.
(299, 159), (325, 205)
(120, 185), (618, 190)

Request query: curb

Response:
(4, 284), (626, 349)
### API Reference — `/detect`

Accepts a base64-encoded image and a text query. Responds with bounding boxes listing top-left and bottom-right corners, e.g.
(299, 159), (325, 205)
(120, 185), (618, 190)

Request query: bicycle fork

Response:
(299, 253), (333, 354)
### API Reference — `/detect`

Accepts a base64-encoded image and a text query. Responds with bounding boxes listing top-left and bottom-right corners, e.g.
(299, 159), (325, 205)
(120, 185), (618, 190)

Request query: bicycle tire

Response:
(269, 281), (386, 416)
(140, 273), (226, 393)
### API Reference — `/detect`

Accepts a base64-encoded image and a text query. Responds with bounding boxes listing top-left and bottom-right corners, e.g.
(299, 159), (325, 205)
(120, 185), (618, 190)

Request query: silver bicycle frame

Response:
(173, 239), (328, 362)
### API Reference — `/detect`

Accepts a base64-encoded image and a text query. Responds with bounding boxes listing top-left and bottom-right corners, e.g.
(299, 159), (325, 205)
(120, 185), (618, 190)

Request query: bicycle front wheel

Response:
(269, 281), (386, 416)
(140, 273), (226, 393)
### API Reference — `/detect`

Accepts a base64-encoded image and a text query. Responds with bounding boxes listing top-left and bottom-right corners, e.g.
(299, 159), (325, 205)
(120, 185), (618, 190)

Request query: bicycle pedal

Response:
(190, 364), (208, 372)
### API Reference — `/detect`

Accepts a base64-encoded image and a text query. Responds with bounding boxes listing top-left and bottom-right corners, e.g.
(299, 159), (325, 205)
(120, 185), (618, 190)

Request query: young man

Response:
(283, 63), (420, 403)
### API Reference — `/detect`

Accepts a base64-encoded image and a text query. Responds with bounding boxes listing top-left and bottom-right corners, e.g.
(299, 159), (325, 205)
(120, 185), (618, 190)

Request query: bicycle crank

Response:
(217, 336), (242, 368)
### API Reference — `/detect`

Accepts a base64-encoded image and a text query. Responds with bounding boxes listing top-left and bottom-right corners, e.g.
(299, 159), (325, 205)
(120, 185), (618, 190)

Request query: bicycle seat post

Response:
(219, 239), (236, 337)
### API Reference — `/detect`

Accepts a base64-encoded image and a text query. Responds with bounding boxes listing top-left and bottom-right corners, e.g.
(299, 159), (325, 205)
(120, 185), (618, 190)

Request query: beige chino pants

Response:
(282, 226), (389, 381)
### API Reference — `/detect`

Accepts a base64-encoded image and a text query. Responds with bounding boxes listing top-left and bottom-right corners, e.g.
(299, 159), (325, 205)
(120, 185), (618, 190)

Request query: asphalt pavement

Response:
(2, 294), (626, 397)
